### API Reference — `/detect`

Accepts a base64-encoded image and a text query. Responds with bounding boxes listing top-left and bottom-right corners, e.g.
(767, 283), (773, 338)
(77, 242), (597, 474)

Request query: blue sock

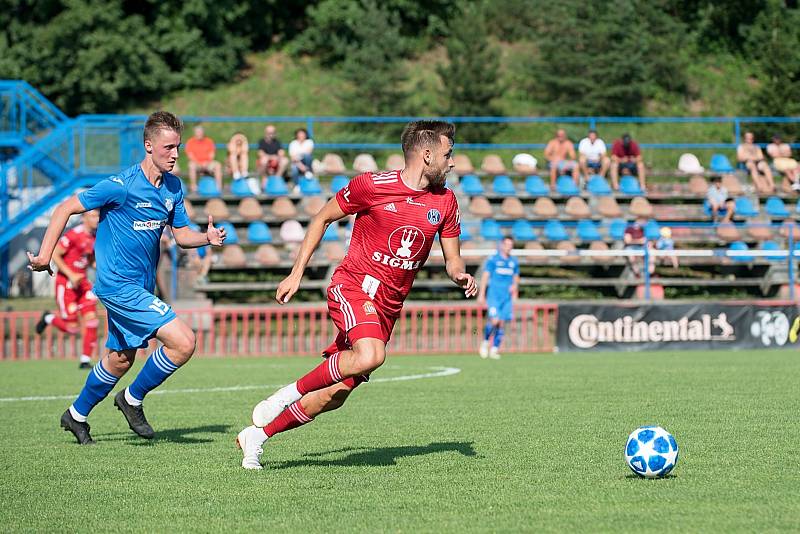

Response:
(70, 361), (119, 420)
(127, 346), (181, 403)
(493, 327), (505, 348)
(484, 323), (496, 340)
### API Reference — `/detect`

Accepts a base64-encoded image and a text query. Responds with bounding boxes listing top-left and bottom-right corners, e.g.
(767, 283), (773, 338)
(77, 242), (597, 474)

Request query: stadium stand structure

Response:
(3, 80), (800, 300)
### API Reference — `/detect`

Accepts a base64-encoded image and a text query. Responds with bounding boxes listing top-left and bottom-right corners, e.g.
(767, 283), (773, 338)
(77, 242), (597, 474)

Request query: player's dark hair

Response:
(401, 120), (455, 157)
(143, 111), (183, 143)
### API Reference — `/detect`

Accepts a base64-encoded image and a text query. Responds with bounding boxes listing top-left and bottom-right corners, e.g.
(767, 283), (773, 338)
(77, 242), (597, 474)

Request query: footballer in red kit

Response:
(36, 210), (100, 368)
(237, 121), (477, 469)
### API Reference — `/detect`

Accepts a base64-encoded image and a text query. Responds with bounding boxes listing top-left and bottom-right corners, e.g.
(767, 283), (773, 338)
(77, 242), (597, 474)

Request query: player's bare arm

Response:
(276, 197), (348, 304)
(52, 242), (83, 285)
(477, 269), (490, 304)
(511, 273), (520, 299)
(172, 215), (227, 248)
(440, 236), (477, 298)
(27, 195), (87, 276)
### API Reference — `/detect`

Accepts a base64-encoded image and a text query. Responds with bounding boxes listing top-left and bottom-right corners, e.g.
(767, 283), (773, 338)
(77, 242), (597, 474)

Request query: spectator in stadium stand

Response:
(623, 215), (654, 277)
(544, 128), (580, 187)
(226, 133), (250, 181)
(578, 129), (610, 179)
(185, 125), (223, 192)
(737, 131), (775, 193)
(610, 133), (647, 191)
(706, 175), (736, 223)
(256, 124), (289, 181)
(288, 128), (315, 184)
(656, 226), (679, 269)
(766, 134), (800, 191)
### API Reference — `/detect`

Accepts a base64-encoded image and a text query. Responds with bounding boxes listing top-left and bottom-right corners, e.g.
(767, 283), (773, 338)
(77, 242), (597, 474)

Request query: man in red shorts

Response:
(36, 210), (100, 368)
(237, 120), (477, 469)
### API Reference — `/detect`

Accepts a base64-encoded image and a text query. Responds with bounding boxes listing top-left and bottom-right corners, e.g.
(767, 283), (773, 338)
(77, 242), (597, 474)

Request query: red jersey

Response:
(56, 224), (95, 282)
(333, 170), (461, 316)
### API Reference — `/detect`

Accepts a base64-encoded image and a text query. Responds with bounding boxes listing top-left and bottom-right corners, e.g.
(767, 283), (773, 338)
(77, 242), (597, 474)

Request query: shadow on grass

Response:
(268, 441), (477, 470)
(624, 473), (678, 480)
(95, 424), (231, 445)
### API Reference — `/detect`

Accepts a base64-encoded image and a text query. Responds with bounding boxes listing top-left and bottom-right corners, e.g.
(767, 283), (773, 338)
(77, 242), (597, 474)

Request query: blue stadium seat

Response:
(543, 220), (569, 241)
(760, 240), (784, 262)
(586, 175), (612, 196)
(765, 196), (790, 218)
(231, 178), (254, 197)
(576, 220), (602, 241)
(197, 176), (220, 197)
(492, 175), (516, 196)
(461, 174), (485, 195)
(709, 154), (735, 173)
(322, 222), (340, 242)
(608, 219), (627, 241)
(556, 175), (580, 196)
(247, 221), (273, 244)
(511, 220), (536, 241)
(480, 219), (503, 241)
(330, 175), (349, 194)
(525, 175), (549, 196)
(265, 175), (289, 196)
(735, 197), (759, 217)
(619, 175), (643, 195)
(299, 176), (322, 195)
(644, 220), (661, 241)
(460, 223), (474, 242)
(728, 241), (753, 262)
(219, 222), (238, 245)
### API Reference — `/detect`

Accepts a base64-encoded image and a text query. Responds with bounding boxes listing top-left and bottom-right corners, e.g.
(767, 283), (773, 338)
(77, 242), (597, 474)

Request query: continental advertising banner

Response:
(556, 303), (800, 352)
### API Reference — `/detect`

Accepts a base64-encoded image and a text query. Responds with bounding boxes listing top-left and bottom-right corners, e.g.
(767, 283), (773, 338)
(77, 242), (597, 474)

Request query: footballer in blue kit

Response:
(28, 111), (227, 445)
(478, 237), (519, 359)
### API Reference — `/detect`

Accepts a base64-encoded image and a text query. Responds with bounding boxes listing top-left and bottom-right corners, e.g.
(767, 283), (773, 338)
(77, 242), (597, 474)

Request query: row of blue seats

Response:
(714, 196), (798, 218)
(196, 175), (352, 197)
(213, 220), (343, 245)
(460, 174), (643, 197)
(463, 219), (660, 242)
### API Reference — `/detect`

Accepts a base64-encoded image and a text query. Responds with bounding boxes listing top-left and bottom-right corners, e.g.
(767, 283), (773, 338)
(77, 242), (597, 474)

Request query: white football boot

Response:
(236, 425), (266, 470)
(252, 383), (302, 427)
(479, 340), (490, 359)
(489, 346), (501, 360)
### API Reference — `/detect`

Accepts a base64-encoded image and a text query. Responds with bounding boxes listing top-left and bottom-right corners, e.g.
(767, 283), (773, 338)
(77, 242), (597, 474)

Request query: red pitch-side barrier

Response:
(0, 303), (557, 360)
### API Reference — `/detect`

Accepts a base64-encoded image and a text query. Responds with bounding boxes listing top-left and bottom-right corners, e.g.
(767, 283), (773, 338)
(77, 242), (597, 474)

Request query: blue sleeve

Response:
(78, 177), (127, 211)
(513, 259), (520, 275)
(169, 186), (190, 228)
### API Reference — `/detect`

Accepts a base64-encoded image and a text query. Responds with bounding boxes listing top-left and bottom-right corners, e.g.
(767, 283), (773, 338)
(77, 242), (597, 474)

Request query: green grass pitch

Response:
(1, 350), (798, 532)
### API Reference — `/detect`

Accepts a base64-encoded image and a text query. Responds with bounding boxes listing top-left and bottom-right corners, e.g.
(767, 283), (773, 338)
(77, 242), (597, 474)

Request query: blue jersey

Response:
(484, 252), (519, 302)
(78, 164), (189, 297)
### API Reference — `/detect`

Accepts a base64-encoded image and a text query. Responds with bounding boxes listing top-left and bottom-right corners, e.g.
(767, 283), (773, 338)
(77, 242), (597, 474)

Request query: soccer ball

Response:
(624, 426), (679, 478)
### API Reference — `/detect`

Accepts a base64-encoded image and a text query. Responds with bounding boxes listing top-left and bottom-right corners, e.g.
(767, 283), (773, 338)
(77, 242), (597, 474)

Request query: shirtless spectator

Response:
(578, 129), (610, 179)
(257, 125), (289, 181)
(288, 128), (315, 183)
(737, 131), (774, 193)
(766, 134), (800, 191)
(185, 125), (223, 192)
(227, 133), (250, 180)
(610, 133), (646, 191)
(544, 128), (579, 187)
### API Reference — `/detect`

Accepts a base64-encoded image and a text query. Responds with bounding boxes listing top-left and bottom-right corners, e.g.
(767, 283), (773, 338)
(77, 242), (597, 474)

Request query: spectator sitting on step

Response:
(610, 133), (647, 192)
(656, 226), (679, 269)
(766, 134), (800, 191)
(706, 175), (735, 223)
(578, 129), (610, 179)
(544, 128), (580, 188)
(256, 124), (289, 182)
(623, 215), (654, 277)
(185, 125), (223, 192)
(737, 131), (774, 193)
(288, 128), (315, 184)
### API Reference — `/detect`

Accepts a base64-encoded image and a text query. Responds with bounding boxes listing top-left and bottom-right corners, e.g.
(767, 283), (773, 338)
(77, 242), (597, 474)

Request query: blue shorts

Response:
(98, 286), (177, 351)
(487, 297), (513, 322)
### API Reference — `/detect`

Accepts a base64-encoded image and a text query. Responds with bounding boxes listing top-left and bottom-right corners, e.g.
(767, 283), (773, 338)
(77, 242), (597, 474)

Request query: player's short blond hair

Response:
(401, 120), (455, 157)
(143, 111), (183, 143)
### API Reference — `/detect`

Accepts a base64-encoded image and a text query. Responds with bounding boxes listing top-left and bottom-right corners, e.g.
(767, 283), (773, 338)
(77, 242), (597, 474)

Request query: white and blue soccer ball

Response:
(624, 426), (679, 478)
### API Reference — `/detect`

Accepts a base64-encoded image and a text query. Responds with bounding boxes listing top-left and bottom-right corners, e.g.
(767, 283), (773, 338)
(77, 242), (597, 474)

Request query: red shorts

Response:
(55, 276), (97, 321)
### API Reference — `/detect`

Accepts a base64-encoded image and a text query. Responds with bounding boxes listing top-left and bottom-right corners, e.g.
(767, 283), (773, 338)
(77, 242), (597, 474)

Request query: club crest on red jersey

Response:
(427, 208), (441, 225)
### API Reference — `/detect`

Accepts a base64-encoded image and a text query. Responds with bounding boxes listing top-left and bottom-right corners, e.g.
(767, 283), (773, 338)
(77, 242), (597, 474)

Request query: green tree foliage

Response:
(666, 0), (768, 52)
(436, 2), (504, 142)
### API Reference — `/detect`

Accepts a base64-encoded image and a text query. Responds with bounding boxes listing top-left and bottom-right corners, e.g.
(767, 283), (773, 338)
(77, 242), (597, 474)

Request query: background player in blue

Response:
(477, 237), (519, 360)
(27, 111), (227, 445)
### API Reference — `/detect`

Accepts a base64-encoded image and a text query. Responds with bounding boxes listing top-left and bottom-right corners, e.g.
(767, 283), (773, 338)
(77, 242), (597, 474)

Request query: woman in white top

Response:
(288, 128), (315, 183)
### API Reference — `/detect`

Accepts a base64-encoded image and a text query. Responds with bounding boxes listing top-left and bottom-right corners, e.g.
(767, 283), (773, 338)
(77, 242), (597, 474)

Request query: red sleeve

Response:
(335, 172), (375, 214)
(611, 140), (624, 158)
(439, 190), (461, 238)
(630, 141), (641, 157)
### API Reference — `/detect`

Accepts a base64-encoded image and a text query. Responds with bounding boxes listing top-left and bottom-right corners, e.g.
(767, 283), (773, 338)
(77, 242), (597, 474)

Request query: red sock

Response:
(51, 316), (79, 335)
(82, 320), (98, 358)
(263, 401), (313, 437)
(296, 352), (343, 395)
